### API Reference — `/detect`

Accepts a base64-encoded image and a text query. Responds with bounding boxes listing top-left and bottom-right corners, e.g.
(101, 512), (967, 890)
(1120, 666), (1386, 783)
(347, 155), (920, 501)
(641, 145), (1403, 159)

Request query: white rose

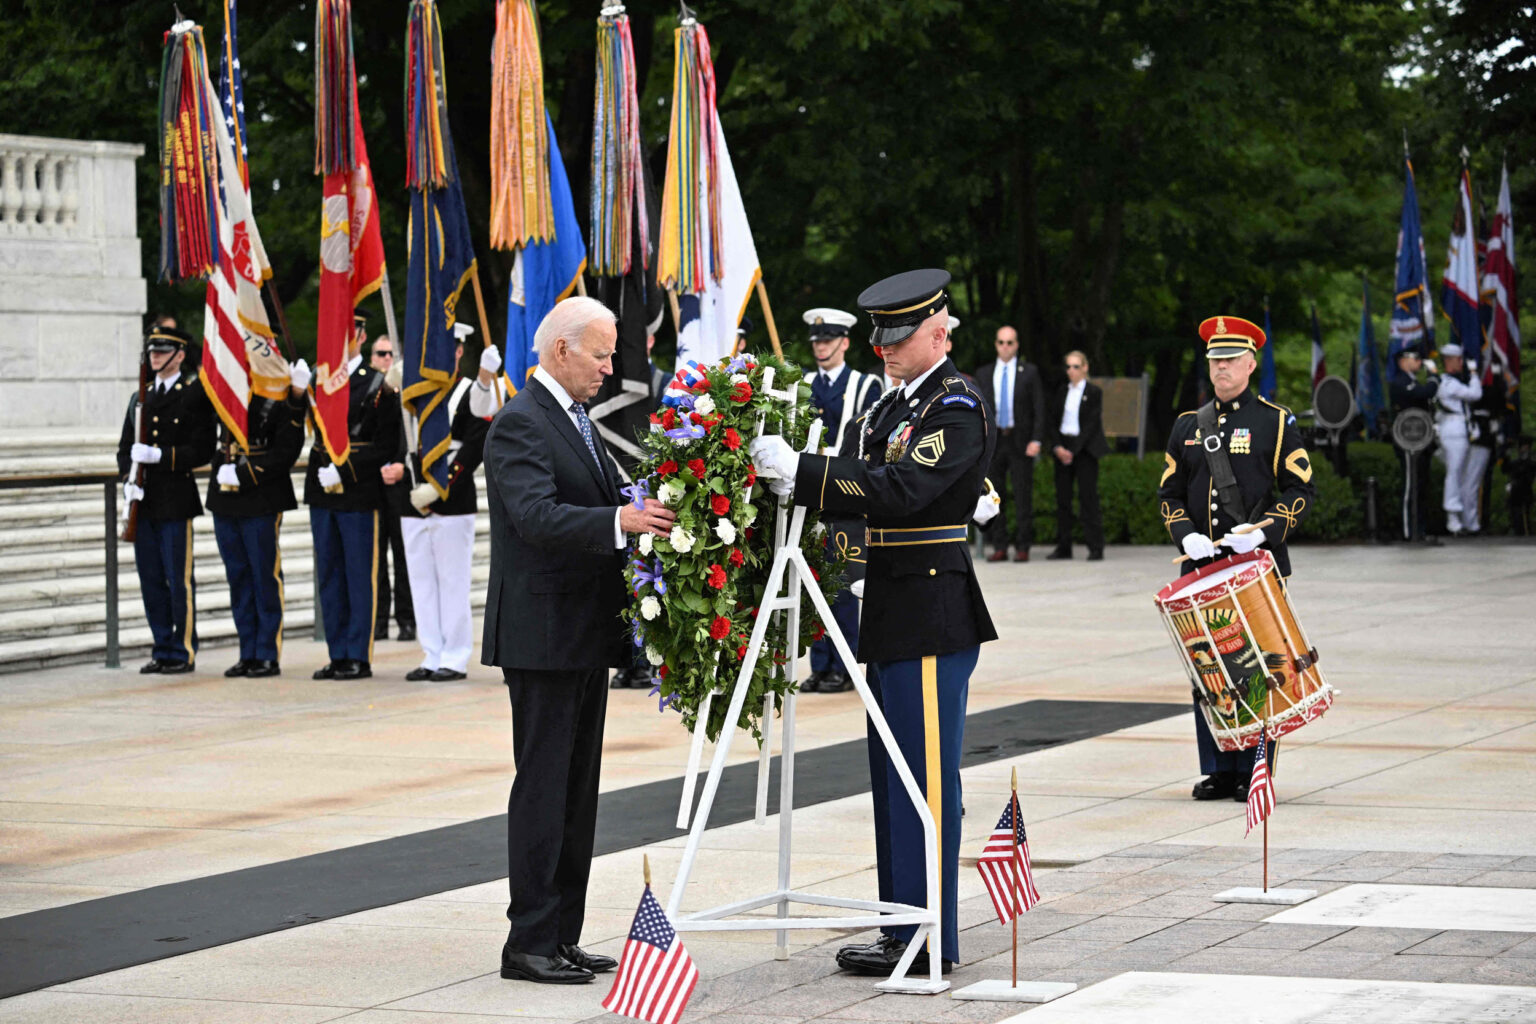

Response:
(638, 532), (654, 555)
(694, 394), (716, 415)
(640, 596), (662, 620)
(730, 373), (749, 385)
(645, 645), (665, 666)
(715, 518), (737, 544)
(658, 480), (685, 507)
(670, 526), (695, 553)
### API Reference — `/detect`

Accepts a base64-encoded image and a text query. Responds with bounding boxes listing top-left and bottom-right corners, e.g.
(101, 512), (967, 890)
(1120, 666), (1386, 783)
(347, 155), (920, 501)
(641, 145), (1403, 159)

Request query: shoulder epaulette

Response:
(1256, 396), (1293, 415)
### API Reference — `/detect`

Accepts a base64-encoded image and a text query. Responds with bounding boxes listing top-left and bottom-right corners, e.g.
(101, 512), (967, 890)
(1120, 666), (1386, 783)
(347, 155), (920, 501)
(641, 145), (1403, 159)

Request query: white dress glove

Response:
(410, 482), (438, 511)
(749, 435), (799, 480)
(1181, 532), (1218, 561)
(123, 482), (144, 504)
(850, 578), (866, 600)
(131, 443), (162, 464)
(216, 463), (240, 487)
(973, 488), (1001, 526)
(317, 464), (343, 490)
(479, 345), (503, 374)
(289, 358), (312, 391)
(1220, 526), (1266, 554)
(1422, 359), (1438, 375)
(768, 477), (795, 498)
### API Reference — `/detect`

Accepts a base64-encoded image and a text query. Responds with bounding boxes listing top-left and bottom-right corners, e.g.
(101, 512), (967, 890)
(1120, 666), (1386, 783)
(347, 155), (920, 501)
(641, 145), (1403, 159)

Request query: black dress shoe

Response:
(837, 933), (903, 960)
(431, 668), (467, 682)
(406, 667), (437, 681)
(1192, 771), (1236, 800)
(1233, 778), (1250, 803)
(1087, 550), (1104, 561)
(820, 670), (853, 693)
(313, 662), (338, 680)
(158, 661), (195, 674)
(374, 624), (389, 641)
(610, 666), (637, 689)
(558, 943), (617, 974)
(800, 670), (826, 694)
(835, 940), (952, 976)
(245, 660), (280, 678)
(1046, 548), (1073, 560)
(398, 625), (416, 642)
(333, 660), (371, 680)
(500, 949), (593, 984)
(224, 660), (252, 678)
(139, 660), (164, 675)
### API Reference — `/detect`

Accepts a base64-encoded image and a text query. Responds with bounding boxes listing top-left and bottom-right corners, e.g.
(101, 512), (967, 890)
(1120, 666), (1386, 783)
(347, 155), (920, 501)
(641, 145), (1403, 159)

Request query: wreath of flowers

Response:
(623, 354), (844, 743)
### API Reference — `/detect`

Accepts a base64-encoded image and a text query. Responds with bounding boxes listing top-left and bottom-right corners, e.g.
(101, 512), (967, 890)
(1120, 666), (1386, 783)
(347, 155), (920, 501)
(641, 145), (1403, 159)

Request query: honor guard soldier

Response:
(752, 269), (996, 977)
(801, 307), (884, 693)
(1158, 316), (1315, 801)
(207, 360), (311, 678)
(305, 310), (404, 680)
(117, 324), (216, 673)
(1429, 343), (1482, 535)
(398, 323), (487, 683)
(1389, 345), (1439, 542)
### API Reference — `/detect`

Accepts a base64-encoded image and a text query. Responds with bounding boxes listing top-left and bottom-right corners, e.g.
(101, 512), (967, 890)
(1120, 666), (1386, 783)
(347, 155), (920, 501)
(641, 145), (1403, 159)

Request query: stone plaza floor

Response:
(0, 540), (1533, 1022)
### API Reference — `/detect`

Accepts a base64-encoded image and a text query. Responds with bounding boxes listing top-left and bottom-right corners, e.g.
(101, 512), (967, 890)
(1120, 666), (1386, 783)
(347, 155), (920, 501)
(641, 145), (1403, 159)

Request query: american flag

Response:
(976, 797), (1041, 925)
(216, 0), (249, 183)
(1246, 736), (1276, 835)
(602, 886), (698, 1024)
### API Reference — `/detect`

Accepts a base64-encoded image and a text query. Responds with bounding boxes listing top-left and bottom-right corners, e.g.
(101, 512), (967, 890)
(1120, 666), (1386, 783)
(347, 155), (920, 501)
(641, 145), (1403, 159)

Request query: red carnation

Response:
(661, 408), (677, 430)
(729, 548), (744, 567)
(659, 665), (669, 679)
(711, 494), (731, 515)
(648, 413), (661, 425)
(811, 567), (821, 582)
(746, 467), (757, 486)
(690, 412), (703, 424)
(702, 415), (721, 434)
(657, 460), (678, 477)
(731, 382), (753, 403)
(723, 428), (742, 451)
(693, 378), (713, 393)
(707, 564), (727, 589)
(813, 623), (826, 641)
(710, 615), (731, 641)
(688, 458), (707, 479)
(745, 527), (755, 540)
(737, 643), (747, 660)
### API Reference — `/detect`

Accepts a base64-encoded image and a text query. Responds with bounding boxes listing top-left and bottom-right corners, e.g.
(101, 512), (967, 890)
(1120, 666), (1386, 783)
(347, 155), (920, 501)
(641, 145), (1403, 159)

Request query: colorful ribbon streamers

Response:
(313, 0), (357, 175)
(490, 0), (555, 250)
(157, 24), (220, 282)
(404, 0), (453, 189)
(658, 20), (722, 296)
(590, 8), (649, 277)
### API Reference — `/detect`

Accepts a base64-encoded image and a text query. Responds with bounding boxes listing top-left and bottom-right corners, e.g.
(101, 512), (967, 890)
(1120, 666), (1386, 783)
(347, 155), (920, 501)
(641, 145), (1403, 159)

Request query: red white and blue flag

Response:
(1440, 167), (1484, 363)
(1481, 163), (1521, 391)
(602, 885), (698, 1024)
(976, 797), (1041, 925)
(1390, 154), (1434, 356)
(1246, 735), (1276, 836)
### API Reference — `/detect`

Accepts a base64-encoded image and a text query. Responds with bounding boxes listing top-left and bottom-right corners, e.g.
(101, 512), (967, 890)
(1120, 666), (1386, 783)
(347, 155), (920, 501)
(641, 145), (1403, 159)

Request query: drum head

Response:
(1393, 407), (1435, 453)
(1155, 549), (1275, 607)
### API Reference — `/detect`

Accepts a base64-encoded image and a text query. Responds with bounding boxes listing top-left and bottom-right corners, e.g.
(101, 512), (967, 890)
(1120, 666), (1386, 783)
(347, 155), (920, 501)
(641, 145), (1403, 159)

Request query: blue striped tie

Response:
(571, 402), (602, 469)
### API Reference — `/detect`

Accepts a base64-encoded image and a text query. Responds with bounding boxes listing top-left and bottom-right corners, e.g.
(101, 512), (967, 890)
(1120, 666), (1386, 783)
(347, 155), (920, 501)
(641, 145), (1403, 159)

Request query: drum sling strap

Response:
(1196, 401), (1255, 526)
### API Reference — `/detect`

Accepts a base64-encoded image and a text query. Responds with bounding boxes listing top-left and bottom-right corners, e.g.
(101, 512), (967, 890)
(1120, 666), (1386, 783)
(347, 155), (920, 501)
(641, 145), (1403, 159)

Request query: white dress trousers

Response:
(399, 513), (476, 672)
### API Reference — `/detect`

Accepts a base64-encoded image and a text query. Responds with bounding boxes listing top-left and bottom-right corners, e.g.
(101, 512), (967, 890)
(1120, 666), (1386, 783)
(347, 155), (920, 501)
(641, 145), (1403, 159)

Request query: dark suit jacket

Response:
(1048, 381), (1110, 458)
(481, 376), (628, 672)
(974, 359), (1047, 451)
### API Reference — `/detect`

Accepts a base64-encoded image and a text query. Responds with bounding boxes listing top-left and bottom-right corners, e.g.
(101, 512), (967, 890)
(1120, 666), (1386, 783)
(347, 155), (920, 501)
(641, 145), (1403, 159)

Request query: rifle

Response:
(120, 346), (150, 542)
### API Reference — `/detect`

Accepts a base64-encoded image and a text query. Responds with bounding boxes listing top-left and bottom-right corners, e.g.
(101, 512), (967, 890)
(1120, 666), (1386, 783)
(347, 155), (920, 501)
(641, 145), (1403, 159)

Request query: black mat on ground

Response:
(0, 698), (1181, 997)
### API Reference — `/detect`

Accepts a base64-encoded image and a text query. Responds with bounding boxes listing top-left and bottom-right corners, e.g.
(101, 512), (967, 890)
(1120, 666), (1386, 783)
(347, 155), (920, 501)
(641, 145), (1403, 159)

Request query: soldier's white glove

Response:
(479, 345), (502, 374)
(1181, 532), (1218, 561)
(1423, 358), (1438, 375)
(974, 479), (1002, 526)
(216, 464), (240, 487)
(850, 578), (865, 600)
(317, 464), (342, 490)
(131, 443), (162, 464)
(749, 435), (799, 481)
(768, 477), (795, 498)
(410, 482), (438, 511)
(123, 482), (144, 504)
(1220, 526), (1266, 554)
(289, 358), (312, 391)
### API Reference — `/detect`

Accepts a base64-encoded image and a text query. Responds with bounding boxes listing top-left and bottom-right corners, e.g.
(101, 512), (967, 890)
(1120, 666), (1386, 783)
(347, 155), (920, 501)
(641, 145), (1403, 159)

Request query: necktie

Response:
(570, 401), (603, 469)
(999, 366), (1013, 428)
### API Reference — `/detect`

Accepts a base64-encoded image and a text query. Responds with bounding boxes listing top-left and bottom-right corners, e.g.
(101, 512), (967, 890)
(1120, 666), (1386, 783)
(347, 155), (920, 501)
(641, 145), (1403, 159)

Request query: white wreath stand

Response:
(664, 370), (948, 994)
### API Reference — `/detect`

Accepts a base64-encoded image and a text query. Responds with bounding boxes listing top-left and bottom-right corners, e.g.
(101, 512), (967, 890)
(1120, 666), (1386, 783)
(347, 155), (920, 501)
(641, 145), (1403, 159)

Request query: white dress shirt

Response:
(534, 366), (625, 548)
(901, 359), (944, 400)
(1059, 379), (1086, 437)
(153, 370), (182, 394)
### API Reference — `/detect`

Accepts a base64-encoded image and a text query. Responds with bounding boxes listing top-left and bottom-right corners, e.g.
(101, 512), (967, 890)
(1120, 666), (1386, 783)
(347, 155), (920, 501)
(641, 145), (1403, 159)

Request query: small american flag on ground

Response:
(602, 885), (698, 1024)
(976, 797), (1041, 924)
(1246, 735), (1276, 835)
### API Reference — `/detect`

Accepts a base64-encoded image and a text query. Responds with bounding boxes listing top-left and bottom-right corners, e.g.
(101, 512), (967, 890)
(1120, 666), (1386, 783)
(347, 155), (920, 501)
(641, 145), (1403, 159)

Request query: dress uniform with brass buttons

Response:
(752, 268), (996, 976)
(304, 318), (403, 681)
(208, 391), (307, 678)
(1158, 315), (1315, 797)
(116, 325), (216, 673)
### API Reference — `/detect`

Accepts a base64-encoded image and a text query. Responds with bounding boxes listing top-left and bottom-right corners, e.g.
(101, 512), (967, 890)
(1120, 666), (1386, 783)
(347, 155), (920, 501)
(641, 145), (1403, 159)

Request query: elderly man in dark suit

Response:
(482, 296), (675, 985)
(974, 325), (1047, 562)
(1047, 350), (1110, 561)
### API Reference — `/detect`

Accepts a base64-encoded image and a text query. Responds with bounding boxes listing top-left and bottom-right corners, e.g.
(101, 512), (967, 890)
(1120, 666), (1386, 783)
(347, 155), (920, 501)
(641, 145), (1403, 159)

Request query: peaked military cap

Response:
(452, 321), (476, 342)
(1198, 315), (1266, 359)
(857, 268), (950, 348)
(353, 307), (370, 329)
(803, 307), (857, 341)
(145, 324), (194, 353)
(947, 315), (961, 331)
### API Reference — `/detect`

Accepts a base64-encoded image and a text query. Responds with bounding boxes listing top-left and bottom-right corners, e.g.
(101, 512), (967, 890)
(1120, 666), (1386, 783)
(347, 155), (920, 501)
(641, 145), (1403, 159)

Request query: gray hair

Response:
(534, 297), (617, 359)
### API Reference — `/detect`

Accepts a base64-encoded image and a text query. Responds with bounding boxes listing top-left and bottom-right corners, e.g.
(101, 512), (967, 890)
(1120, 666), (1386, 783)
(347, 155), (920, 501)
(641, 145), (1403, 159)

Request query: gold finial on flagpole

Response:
(644, 854), (652, 888)
(1011, 765), (1018, 792)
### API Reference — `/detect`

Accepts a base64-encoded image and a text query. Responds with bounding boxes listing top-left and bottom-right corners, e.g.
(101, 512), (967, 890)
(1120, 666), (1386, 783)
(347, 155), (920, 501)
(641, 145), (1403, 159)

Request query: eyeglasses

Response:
(374, 350), (394, 359)
(1065, 362), (1084, 370)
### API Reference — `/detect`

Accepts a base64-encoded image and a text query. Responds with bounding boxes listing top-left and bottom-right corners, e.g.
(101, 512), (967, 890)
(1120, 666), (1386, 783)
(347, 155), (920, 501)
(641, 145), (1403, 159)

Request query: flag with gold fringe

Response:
(157, 22), (220, 283)
(490, 0), (554, 250)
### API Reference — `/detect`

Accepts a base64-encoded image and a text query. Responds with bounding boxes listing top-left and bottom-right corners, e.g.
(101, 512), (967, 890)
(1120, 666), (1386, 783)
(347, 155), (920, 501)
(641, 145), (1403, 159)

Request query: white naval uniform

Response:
(1434, 372), (1483, 532)
(802, 364), (881, 454)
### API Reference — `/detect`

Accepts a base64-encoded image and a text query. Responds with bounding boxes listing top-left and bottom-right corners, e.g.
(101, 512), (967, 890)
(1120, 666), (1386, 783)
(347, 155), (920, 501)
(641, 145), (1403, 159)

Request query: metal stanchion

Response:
(104, 481), (120, 669)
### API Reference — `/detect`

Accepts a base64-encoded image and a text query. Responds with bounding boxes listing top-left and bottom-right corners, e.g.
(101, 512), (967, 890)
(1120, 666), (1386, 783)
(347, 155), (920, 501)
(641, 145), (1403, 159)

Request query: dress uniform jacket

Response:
(1157, 388), (1315, 577)
(793, 357), (997, 662)
(303, 363), (402, 510)
(805, 364), (884, 454)
(205, 396), (305, 517)
(116, 374), (217, 520)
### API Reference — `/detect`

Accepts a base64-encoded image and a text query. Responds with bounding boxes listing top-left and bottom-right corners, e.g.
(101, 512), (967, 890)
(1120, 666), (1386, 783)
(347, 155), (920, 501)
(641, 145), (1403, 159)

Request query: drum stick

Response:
(1171, 518), (1275, 565)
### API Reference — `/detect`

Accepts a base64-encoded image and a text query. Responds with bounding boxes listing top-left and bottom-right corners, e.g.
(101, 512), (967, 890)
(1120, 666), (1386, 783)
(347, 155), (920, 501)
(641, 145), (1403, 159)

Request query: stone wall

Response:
(0, 134), (147, 433)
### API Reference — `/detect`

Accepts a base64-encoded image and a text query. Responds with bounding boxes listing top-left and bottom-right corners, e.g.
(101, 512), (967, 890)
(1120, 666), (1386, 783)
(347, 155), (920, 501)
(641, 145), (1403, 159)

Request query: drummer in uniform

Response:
(752, 269), (995, 977)
(1158, 316), (1315, 801)
(802, 307), (884, 693)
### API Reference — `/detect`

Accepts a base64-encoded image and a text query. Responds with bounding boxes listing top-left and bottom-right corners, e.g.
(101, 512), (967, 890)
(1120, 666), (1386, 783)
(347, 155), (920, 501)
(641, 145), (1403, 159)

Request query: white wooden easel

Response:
(664, 369), (948, 994)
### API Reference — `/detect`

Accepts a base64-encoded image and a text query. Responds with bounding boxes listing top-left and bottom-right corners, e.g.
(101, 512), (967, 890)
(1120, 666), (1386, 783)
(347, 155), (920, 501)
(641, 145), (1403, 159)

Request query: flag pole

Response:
(755, 278), (785, 358)
(469, 264), (493, 358)
(1010, 766), (1019, 989)
(1262, 684), (1272, 894)
(644, 853), (652, 888)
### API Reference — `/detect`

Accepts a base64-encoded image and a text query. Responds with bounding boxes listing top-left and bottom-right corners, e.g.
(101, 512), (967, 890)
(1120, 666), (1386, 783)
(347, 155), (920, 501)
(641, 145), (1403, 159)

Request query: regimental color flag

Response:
(1309, 304), (1327, 394)
(1259, 301), (1277, 401)
(403, 0), (478, 498)
(1390, 153), (1434, 357)
(601, 885), (698, 1024)
(1245, 735), (1276, 836)
(1356, 279), (1386, 437)
(313, 0), (386, 466)
(976, 797), (1041, 925)
(503, 113), (587, 394)
(1441, 166), (1483, 364)
(1482, 162), (1521, 392)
